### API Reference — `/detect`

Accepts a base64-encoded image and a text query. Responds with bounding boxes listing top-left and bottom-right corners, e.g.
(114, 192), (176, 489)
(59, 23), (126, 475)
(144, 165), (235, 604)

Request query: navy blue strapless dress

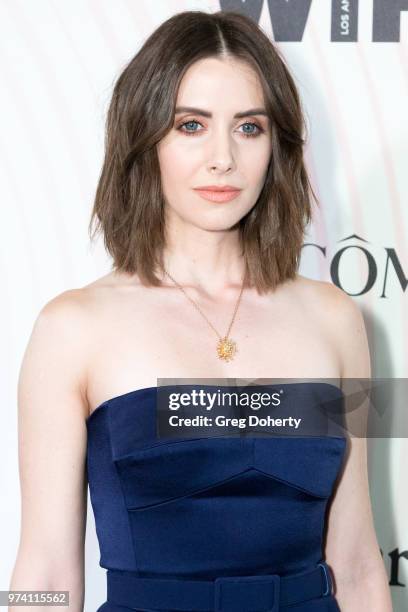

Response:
(86, 383), (346, 611)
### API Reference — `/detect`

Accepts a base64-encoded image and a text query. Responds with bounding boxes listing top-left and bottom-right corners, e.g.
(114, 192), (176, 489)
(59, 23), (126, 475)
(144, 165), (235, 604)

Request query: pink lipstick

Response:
(193, 185), (242, 203)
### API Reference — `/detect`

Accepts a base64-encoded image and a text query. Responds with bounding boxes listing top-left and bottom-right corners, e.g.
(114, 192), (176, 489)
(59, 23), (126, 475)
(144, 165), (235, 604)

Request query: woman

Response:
(9, 9), (392, 612)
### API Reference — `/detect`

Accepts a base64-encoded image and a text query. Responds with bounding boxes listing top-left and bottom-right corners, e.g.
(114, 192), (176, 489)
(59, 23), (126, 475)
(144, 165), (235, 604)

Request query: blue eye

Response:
(176, 119), (264, 138)
(240, 122), (262, 137)
(180, 120), (201, 133)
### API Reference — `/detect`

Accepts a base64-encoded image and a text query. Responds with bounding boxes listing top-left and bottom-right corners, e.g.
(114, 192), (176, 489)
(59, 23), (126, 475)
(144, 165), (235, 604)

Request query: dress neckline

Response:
(85, 381), (344, 424)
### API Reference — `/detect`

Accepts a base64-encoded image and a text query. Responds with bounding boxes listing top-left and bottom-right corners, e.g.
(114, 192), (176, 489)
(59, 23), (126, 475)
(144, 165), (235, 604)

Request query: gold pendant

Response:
(216, 337), (237, 362)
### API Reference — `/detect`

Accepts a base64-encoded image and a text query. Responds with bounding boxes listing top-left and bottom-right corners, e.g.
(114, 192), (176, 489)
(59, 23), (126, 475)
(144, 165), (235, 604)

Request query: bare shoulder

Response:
(20, 273), (123, 423)
(294, 275), (370, 379)
(293, 274), (363, 321)
(38, 271), (125, 318)
(21, 288), (92, 408)
(39, 286), (90, 319)
(34, 288), (93, 351)
(32, 270), (133, 362)
(293, 273), (347, 303)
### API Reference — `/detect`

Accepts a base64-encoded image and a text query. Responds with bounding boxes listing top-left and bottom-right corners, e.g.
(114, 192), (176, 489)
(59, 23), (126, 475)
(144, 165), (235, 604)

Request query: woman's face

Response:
(157, 57), (273, 232)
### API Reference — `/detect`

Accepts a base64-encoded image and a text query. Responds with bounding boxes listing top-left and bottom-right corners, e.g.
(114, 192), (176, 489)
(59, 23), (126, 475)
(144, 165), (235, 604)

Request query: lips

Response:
(194, 188), (242, 203)
(194, 185), (241, 192)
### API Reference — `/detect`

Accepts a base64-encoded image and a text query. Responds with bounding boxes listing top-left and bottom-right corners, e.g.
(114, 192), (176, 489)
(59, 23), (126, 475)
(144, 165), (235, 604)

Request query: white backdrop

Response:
(0, 1), (407, 610)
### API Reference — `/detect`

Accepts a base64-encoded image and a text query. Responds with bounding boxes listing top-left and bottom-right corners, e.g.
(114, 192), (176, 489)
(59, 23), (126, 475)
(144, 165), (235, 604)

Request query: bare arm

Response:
(8, 290), (91, 611)
(323, 286), (392, 610)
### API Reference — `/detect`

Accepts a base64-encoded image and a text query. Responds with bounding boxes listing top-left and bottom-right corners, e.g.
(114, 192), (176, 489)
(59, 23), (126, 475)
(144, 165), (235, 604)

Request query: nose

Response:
(207, 128), (236, 174)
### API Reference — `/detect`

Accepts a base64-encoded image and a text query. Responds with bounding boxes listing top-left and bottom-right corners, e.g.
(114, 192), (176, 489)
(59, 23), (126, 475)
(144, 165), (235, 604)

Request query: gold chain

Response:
(162, 266), (247, 362)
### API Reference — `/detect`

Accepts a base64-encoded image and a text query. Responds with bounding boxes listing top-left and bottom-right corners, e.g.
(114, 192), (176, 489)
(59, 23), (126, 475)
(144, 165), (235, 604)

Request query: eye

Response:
(176, 119), (264, 138)
(239, 122), (264, 138)
(177, 119), (203, 135)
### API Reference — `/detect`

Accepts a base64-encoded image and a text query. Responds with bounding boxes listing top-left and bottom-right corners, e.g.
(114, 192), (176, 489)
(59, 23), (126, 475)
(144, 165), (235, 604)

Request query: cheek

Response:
(160, 145), (198, 186)
(243, 147), (271, 185)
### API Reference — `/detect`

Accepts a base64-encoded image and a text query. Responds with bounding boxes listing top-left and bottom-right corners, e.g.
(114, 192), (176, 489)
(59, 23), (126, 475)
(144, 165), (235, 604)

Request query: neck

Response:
(159, 226), (247, 297)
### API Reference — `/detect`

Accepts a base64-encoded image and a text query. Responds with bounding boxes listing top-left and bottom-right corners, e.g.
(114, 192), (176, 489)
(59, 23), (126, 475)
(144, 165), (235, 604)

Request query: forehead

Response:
(176, 57), (265, 108)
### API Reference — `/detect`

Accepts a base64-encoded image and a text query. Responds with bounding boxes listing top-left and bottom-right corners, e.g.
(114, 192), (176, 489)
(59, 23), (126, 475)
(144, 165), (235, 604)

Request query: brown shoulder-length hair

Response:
(88, 10), (318, 295)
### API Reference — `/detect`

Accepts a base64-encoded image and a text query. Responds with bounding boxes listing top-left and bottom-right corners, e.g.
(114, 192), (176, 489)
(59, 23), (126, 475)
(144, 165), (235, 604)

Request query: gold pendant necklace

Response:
(216, 337), (237, 362)
(162, 267), (246, 362)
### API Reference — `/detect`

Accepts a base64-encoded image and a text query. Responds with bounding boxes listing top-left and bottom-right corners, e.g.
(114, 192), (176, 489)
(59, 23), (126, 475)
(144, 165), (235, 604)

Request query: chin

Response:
(192, 217), (243, 232)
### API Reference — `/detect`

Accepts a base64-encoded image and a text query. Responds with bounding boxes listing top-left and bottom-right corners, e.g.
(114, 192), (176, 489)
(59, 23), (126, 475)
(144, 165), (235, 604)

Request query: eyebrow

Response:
(174, 106), (268, 118)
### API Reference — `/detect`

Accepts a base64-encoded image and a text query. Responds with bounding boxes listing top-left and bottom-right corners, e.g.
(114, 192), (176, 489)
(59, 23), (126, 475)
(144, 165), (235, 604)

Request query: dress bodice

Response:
(86, 382), (347, 583)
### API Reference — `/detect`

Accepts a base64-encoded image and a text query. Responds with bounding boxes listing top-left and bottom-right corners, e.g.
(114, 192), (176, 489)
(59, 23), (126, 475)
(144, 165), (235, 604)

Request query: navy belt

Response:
(106, 561), (333, 611)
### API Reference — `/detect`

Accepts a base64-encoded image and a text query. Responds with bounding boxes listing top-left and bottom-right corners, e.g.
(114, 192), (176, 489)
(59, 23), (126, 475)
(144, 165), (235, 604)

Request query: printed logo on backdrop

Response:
(302, 234), (407, 298)
(220, 0), (408, 42)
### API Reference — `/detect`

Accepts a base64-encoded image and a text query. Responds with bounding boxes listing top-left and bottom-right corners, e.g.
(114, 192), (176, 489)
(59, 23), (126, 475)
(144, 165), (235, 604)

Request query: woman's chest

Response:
(85, 282), (341, 416)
